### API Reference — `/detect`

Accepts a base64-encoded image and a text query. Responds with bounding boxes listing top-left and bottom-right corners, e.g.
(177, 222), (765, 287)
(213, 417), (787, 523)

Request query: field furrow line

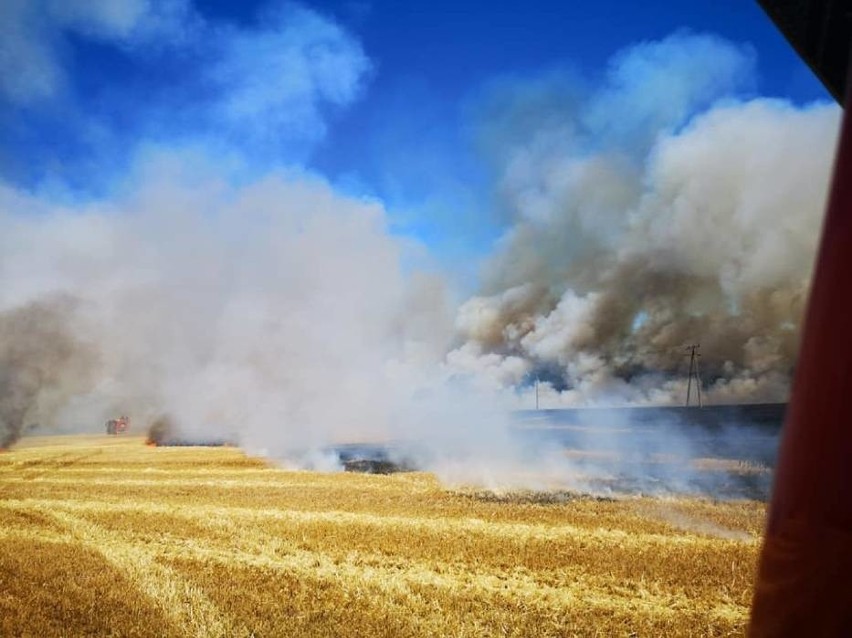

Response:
(39, 509), (246, 638)
(0, 501), (748, 626)
(0, 497), (753, 549)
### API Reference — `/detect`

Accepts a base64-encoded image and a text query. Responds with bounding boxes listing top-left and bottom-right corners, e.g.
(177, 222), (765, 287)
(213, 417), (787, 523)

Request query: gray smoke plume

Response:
(0, 296), (98, 447)
(450, 40), (840, 407)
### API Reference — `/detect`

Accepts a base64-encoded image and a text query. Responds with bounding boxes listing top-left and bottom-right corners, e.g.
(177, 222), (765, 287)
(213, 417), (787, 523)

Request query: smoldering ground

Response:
(0, 33), (839, 497)
(508, 405), (781, 499)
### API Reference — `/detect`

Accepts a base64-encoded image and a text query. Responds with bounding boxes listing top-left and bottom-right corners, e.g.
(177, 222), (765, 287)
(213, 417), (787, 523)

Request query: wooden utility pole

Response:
(685, 344), (702, 407)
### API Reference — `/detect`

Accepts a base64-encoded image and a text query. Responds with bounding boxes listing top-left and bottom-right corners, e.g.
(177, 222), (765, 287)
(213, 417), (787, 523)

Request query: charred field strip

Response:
(509, 403), (784, 501)
(0, 435), (765, 637)
(314, 404), (783, 500)
(149, 404), (783, 499)
(513, 403), (784, 460)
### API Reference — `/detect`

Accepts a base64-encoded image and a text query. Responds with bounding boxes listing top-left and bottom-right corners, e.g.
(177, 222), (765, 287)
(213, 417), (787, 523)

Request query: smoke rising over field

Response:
(0, 297), (98, 447)
(0, 32), (840, 493)
(450, 34), (839, 408)
(0, 165), (452, 453)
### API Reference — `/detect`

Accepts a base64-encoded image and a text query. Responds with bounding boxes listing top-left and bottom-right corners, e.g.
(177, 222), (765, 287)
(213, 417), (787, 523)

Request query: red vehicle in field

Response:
(105, 416), (130, 435)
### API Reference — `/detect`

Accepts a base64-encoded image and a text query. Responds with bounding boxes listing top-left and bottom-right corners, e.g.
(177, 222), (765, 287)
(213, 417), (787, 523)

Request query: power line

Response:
(685, 343), (703, 408)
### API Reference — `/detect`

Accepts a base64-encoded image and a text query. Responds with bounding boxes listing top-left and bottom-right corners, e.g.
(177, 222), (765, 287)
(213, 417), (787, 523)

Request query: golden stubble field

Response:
(0, 435), (766, 637)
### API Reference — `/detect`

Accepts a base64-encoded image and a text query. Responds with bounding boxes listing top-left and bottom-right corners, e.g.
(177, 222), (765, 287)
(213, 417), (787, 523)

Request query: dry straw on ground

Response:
(0, 435), (765, 637)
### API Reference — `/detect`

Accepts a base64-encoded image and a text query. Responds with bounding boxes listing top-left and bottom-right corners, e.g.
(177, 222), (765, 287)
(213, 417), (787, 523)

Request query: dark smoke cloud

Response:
(451, 41), (839, 407)
(0, 296), (98, 447)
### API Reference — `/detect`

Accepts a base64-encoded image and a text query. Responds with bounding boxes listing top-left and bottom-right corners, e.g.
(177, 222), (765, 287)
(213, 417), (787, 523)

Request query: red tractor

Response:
(105, 416), (130, 435)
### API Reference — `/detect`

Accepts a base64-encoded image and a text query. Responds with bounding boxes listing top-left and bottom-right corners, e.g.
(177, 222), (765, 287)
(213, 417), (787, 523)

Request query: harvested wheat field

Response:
(0, 435), (766, 637)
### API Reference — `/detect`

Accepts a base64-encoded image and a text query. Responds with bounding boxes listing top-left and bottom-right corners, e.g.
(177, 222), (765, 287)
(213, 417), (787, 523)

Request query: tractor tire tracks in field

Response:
(14, 505), (241, 638)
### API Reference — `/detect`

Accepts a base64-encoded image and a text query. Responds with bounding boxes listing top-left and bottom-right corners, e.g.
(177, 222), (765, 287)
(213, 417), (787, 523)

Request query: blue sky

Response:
(0, 0), (831, 280)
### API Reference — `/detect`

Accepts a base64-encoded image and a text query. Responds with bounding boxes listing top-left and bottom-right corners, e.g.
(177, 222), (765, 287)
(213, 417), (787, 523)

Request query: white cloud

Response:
(0, 0), (370, 152)
(46, 0), (165, 38)
(208, 5), (371, 143)
(0, 0), (65, 103)
(586, 31), (756, 149)
(0, 0), (193, 104)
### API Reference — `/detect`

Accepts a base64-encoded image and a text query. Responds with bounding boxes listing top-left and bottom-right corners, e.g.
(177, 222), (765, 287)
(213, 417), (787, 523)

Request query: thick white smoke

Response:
(0, 157), (553, 490)
(0, 157), (451, 453)
(451, 35), (840, 408)
(0, 30), (841, 496)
